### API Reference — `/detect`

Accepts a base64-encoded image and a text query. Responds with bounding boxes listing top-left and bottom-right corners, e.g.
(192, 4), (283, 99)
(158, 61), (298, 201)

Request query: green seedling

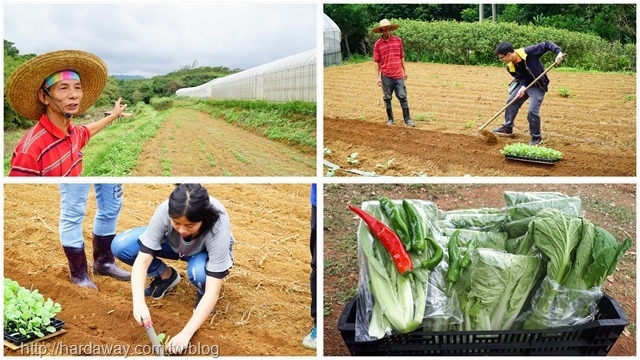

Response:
(558, 86), (573, 98)
(500, 143), (564, 161)
(376, 158), (395, 170)
(347, 152), (359, 165)
(4, 278), (62, 339)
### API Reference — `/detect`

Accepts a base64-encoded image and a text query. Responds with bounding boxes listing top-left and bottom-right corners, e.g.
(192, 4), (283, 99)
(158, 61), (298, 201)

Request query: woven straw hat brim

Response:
(6, 50), (108, 121)
(372, 23), (400, 33)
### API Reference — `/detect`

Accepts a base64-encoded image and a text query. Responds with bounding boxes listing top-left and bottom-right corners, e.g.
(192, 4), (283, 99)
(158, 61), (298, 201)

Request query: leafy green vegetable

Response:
(506, 197), (582, 221)
(442, 228), (507, 251)
(523, 209), (632, 329)
(4, 278), (62, 339)
(500, 143), (564, 161)
(503, 191), (570, 206)
(458, 249), (541, 331)
(356, 203), (431, 339)
(503, 195), (582, 239)
(441, 210), (508, 230)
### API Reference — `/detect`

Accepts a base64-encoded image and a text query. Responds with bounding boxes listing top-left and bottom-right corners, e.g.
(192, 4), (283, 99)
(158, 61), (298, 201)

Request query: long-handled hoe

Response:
(477, 58), (563, 144)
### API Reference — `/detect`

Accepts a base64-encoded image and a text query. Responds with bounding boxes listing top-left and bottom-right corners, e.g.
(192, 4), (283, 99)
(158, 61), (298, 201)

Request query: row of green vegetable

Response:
(349, 191), (631, 341)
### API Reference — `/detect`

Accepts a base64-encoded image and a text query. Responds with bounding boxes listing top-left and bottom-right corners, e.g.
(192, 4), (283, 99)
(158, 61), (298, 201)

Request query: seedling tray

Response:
(338, 294), (627, 356)
(4, 318), (66, 347)
(504, 154), (559, 164)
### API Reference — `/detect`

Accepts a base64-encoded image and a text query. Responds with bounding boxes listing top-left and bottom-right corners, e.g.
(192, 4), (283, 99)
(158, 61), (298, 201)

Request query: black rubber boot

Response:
(386, 107), (394, 125)
(403, 107), (415, 127)
(92, 234), (131, 281)
(62, 246), (98, 290)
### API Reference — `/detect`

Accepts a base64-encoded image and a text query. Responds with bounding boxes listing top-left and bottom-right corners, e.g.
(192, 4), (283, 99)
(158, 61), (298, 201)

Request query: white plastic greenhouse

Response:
(324, 13), (342, 66)
(176, 48), (316, 102)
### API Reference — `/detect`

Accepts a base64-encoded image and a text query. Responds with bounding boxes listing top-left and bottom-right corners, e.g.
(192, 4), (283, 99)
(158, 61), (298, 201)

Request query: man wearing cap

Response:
(372, 19), (415, 127)
(6, 49), (127, 176)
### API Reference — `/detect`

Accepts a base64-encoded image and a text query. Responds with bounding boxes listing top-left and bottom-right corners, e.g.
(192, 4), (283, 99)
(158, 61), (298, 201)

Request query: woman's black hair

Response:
(168, 184), (221, 237)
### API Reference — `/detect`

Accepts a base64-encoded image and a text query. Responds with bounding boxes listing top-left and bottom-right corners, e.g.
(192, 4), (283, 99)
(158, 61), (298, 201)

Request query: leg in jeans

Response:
(111, 226), (180, 278)
(381, 75), (394, 123)
(59, 184), (96, 289)
(92, 184), (129, 279)
(59, 183), (91, 249)
(393, 78), (409, 110)
(526, 87), (545, 140)
(393, 79), (414, 126)
(93, 184), (123, 237)
(185, 252), (209, 295)
(503, 89), (529, 131)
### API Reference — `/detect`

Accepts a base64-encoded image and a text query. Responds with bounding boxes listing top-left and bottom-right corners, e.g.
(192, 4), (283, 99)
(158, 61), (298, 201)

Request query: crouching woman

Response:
(111, 183), (234, 354)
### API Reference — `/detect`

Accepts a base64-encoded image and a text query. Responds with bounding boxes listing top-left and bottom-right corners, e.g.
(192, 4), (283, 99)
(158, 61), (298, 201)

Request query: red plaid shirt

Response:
(9, 114), (91, 176)
(373, 35), (405, 79)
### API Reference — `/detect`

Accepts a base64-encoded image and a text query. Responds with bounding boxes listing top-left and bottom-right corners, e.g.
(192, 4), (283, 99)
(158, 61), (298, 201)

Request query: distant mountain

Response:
(112, 75), (147, 80)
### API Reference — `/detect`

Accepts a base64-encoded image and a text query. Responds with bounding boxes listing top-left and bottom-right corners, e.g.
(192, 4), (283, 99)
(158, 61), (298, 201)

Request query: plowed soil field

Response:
(4, 184), (315, 356)
(324, 62), (636, 177)
(132, 108), (316, 177)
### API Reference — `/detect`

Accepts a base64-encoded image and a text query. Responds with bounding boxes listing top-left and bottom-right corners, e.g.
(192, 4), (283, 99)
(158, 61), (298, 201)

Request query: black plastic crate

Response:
(4, 318), (65, 345)
(338, 295), (627, 356)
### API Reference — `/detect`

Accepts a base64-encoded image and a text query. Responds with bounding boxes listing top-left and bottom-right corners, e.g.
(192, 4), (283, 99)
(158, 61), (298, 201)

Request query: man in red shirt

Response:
(6, 49), (127, 176)
(373, 19), (415, 127)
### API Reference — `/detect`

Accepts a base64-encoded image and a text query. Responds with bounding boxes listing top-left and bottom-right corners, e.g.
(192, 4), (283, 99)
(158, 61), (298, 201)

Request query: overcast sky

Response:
(4, 3), (317, 77)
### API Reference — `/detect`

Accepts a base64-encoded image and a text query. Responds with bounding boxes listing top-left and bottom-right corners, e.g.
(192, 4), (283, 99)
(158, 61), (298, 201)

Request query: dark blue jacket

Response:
(507, 41), (562, 92)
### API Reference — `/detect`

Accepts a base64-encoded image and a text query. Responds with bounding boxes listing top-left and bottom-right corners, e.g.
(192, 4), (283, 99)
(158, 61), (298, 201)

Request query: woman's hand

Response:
(133, 301), (152, 329)
(165, 331), (192, 355)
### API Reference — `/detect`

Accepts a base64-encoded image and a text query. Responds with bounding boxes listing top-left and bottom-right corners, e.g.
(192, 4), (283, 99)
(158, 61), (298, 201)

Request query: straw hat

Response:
(372, 19), (400, 33)
(6, 49), (108, 121)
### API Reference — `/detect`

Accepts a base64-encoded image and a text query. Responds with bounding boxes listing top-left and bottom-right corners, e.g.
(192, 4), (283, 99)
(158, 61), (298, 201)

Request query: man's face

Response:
(498, 52), (515, 64)
(45, 79), (83, 116)
(381, 26), (392, 39)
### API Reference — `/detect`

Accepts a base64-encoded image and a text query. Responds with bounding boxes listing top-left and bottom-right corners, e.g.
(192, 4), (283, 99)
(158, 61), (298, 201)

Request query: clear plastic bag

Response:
(519, 277), (603, 329)
(353, 200), (443, 341)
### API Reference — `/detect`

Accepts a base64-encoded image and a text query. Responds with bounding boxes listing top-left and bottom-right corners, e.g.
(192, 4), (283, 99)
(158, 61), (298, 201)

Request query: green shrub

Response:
(150, 97), (173, 111)
(366, 19), (636, 72)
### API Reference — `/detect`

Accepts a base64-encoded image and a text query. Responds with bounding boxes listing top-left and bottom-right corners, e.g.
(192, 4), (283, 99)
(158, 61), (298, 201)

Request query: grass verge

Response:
(184, 98), (316, 151)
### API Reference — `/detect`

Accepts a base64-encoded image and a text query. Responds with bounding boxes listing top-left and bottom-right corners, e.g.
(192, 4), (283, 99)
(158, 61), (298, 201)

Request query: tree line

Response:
(3, 40), (240, 130)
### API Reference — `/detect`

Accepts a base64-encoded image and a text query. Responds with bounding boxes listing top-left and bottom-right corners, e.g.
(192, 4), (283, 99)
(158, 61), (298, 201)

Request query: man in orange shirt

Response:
(373, 19), (415, 127)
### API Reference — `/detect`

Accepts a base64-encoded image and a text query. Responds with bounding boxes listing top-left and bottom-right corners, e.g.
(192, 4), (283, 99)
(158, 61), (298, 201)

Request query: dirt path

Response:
(4, 184), (315, 356)
(133, 108), (316, 176)
(324, 62), (635, 176)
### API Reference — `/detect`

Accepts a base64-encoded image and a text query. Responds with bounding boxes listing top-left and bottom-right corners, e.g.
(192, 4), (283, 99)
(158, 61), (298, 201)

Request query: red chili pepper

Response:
(348, 204), (413, 275)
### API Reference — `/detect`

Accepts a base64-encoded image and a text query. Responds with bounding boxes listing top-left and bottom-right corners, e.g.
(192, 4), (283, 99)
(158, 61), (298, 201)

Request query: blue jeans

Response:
(59, 184), (123, 249)
(502, 86), (545, 140)
(111, 226), (209, 294)
(381, 75), (409, 110)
